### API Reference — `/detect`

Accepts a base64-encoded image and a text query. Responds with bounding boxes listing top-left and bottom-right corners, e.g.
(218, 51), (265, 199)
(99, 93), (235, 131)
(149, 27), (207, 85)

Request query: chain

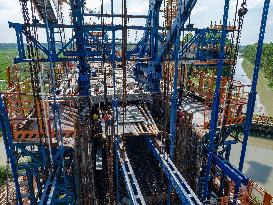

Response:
(122, 0), (128, 151)
(19, 0), (46, 139)
(220, 0), (248, 142)
(161, 0), (167, 154)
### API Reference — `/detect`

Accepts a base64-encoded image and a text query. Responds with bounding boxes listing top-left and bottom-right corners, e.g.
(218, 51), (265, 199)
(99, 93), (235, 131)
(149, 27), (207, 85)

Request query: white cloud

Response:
(245, 0), (265, 10)
(0, 0), (272, 45)
(268, 18), (273, 26)
(0, 1), (23, 43)
(191, 6), (208, 17)
(230, 0), (264, 11)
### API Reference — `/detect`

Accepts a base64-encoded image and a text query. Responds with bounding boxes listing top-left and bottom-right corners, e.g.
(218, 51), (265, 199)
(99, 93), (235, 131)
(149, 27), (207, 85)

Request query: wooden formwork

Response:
(210, 25), (237, 31)
(193, 59), (235, 66)
(102, 104), (160, 137)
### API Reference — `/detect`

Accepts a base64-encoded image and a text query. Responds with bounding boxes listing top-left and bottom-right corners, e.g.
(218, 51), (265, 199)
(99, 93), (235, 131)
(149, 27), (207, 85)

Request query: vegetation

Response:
(240, 43), (273, 116)
(0, 48), (18, 80)
(0, 44), (18, 76)
(0, 165), (12, 186)
(241, 43), (273, 89)
(181, 32), (194, 44)
(241, 58), (273, 116)
(251, 196), (263, 205)
(0, 48), (17, 91)
(0, 44), (21, 91)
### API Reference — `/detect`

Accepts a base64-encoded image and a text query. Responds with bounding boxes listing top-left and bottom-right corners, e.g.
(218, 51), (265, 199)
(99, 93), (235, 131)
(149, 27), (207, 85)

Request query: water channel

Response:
(230, 57), (273, 193)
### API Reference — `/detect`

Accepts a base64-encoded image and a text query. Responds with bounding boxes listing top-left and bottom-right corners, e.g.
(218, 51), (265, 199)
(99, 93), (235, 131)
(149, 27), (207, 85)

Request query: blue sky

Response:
(0, 0), (272, 45)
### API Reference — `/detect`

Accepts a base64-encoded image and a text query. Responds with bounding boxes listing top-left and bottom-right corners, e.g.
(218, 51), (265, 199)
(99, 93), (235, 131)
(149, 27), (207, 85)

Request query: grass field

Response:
(242, 59), (273, 116)
(0, 49), (18, 80)
(0, 48), (19, 91)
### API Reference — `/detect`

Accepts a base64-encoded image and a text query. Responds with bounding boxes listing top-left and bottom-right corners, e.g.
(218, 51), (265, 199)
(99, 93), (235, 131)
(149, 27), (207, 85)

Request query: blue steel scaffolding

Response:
(0, 0), (271, 204)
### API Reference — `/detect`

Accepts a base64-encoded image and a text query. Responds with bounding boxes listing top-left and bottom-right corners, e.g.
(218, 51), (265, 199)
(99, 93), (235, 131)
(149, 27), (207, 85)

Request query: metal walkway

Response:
(116, 139), (146, 205)
(145, 137), (202, 205)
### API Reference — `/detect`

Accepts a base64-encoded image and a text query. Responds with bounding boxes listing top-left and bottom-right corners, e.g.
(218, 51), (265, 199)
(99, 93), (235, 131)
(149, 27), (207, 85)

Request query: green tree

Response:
(241, 43), (273, 89)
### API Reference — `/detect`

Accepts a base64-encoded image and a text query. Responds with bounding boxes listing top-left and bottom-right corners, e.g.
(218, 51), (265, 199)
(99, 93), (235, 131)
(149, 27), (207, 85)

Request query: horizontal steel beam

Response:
(84, 13), (147, 18)
(145, 137), (202, 205)
(156, 0), (198, 65)
(9, 22), (164, 31)
(213, 154), (249, 185)
(115, 139), (146, 205)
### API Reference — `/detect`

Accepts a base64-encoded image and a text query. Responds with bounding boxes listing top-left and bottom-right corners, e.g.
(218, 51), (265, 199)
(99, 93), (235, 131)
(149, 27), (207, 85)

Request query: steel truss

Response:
(0, 0), (271, 204)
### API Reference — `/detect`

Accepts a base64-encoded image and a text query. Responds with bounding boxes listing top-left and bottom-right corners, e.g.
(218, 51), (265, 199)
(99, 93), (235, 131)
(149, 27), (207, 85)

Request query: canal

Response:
(230, 57), (273, 193)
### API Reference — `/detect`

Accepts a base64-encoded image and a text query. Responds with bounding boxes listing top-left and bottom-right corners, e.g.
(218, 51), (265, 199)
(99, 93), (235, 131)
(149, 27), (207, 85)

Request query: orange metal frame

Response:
(4, 66), (77, 142)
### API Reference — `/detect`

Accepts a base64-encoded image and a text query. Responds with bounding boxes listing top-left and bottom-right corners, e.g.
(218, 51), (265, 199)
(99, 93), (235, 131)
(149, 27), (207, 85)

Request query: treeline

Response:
(0, 43), (17, 50)
(241, 43), (273, 88)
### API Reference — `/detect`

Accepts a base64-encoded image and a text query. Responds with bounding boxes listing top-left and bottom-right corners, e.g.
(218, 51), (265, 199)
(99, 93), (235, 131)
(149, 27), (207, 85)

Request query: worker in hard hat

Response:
(93, 113), (99, 121)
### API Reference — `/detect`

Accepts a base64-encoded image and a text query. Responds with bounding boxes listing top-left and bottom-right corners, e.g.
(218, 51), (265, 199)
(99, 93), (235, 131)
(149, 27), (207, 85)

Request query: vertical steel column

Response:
(151, 3), (160, 61)
(70, 1), (93, 203)
(202, 0), (230, 200)
(167, 23), (181, 205)
(109, 2), (119, 203)
(44, 2), (60, 145)
(43, 1), (70, 201)
(115, 139), (120, 203)
(169, 30), (180, 160)
(152, 0), (163, 92)
(238, 0), (270, 172)
(16, 27), (26, 60)
(233, 1), (272, 198)
(0, 96), (23, 205)
(111, 0), (118, 131)
(70, 0), (90, 98)
(111, 0), (118, 202)
(122, 0), (128, 139)
(152, 6), (161, 92)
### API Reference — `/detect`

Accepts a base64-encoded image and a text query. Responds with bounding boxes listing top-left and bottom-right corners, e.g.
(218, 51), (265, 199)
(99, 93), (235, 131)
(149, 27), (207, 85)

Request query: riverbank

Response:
(229, 57), (273, 194)
(231, 136), (273, 194)
(241, 58), (273, 116)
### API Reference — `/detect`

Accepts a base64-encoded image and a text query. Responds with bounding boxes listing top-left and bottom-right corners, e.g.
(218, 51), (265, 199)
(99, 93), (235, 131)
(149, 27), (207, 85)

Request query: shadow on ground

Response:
(246, 161), (272, 184)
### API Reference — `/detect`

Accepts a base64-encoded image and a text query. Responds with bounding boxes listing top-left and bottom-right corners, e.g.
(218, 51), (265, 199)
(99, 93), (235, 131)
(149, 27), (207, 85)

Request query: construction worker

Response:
(103, 112), (112, 126)
(93, 113), (99, 121)
(177, 110), (184, 119)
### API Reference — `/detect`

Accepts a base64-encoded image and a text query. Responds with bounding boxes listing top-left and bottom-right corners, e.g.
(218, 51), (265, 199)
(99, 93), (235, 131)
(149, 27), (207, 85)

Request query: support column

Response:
(202, 0), (230, 200)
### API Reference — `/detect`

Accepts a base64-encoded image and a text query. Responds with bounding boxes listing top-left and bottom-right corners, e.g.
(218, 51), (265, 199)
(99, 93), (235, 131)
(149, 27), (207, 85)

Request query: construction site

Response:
(0, 0), (273, 204)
